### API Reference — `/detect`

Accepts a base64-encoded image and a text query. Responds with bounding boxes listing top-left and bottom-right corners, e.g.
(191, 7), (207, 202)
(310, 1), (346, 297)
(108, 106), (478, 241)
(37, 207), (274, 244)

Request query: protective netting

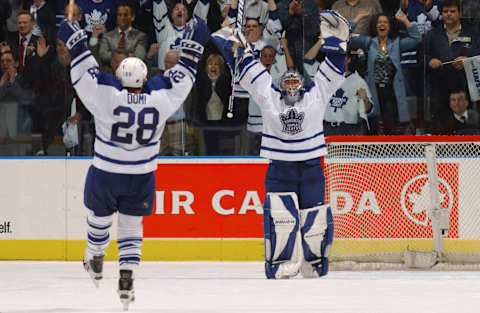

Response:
(324, 137), (480, 265)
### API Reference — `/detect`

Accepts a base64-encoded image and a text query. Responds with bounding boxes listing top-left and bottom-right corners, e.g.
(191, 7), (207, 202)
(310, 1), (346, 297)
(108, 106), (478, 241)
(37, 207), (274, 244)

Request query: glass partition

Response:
(0, 0), (479, 157)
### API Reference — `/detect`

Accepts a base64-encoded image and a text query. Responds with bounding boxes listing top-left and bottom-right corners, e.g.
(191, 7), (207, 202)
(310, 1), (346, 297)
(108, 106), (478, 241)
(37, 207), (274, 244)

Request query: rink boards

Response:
(1, 157), (480, 260)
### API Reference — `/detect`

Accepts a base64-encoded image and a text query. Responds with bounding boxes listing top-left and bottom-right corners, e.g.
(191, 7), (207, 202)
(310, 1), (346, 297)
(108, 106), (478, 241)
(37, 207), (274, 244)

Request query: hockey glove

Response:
(180, 18), (210, 68)
(319, 10), (350, 55)
(236, 44), (255, 74)
(57, 19), (88, 59)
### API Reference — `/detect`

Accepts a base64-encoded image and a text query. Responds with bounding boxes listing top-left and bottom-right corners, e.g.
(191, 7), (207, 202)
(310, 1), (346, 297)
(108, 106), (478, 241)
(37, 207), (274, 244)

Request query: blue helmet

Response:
(280, 70), (304, 105)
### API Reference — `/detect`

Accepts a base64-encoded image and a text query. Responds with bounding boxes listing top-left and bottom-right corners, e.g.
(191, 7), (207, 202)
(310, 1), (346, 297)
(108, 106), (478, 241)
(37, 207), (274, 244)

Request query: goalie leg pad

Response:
(299, 204), (334, 278)
(264, 192), (302, 279)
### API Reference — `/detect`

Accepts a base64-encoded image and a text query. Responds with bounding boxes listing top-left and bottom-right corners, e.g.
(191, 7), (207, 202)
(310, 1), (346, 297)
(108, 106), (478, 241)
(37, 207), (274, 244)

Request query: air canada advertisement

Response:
(144, 161), (459, 239)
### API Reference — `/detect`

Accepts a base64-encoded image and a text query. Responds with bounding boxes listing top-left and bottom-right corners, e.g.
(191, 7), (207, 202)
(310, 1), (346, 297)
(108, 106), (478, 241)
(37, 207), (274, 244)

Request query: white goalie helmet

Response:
(115, 57), (148, 88)
(280, 70), (304, 105)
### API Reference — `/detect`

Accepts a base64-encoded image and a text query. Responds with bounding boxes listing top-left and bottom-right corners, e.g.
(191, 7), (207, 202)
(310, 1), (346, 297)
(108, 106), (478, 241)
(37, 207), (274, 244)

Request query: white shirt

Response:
(454, 111), (468, 123)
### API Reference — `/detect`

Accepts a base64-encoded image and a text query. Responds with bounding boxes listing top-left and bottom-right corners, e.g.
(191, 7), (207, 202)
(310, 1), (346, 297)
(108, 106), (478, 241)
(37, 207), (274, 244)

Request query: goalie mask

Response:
(280, 70), (304, 105)
(116, 57), (148, 88)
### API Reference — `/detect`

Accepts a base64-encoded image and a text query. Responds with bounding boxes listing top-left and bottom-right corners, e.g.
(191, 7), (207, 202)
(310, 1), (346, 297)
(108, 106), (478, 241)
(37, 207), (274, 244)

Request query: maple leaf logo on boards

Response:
(400, 174), (453, 226)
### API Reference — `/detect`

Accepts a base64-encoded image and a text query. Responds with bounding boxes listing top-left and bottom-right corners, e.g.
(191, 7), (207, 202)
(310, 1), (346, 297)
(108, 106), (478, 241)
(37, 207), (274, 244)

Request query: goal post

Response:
(324, 135), (480, 269)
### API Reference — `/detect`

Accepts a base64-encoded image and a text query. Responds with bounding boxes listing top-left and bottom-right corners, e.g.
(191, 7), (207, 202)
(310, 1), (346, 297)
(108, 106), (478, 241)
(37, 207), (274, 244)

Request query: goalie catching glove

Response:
(180, 18), (210, 71)
(319, 10), (350, 55)
(57, 19), (88, 58)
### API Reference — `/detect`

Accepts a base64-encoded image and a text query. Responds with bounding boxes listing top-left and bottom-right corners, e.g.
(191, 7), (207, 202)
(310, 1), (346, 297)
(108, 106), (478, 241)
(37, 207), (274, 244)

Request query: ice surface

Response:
(1, 261), (480, 313)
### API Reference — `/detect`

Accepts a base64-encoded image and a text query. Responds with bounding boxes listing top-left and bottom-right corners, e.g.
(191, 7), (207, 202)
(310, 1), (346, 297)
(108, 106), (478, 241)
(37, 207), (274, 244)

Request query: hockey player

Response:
(57, 16), (210, 309)
(235, 10), (350, 279)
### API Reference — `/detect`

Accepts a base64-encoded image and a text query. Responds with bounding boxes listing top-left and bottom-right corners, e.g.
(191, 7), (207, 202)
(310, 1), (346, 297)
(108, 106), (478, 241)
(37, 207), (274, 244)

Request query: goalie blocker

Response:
(264, 192), (334, 279)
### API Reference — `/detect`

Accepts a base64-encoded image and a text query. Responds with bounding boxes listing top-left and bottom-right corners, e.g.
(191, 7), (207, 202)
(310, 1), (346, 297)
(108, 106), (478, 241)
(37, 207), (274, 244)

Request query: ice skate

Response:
(118, 269), (135, 311)
(83, 255), (104, 287)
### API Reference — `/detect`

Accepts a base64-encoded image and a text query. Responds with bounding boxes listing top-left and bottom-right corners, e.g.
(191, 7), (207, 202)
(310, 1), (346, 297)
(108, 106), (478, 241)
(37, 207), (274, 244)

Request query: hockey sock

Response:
(85, 210), (113, 260)
(117, 213), (143, 270)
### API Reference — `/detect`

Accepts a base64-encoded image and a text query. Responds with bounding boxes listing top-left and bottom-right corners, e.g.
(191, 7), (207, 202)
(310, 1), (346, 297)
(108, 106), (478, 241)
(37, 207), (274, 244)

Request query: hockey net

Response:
(324, 136), (480, 270)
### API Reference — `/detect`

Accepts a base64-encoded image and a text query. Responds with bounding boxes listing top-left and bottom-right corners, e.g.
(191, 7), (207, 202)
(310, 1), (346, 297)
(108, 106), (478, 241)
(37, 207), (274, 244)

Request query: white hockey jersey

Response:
(153, 0), (210, 70)
(70, 50), (196, 174)
(304, 60), (372, 124)
(239, 56), (345, 161)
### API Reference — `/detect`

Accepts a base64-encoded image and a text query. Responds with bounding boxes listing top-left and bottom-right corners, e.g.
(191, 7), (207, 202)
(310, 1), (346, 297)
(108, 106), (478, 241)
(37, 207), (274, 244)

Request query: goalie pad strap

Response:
(264, 192), (302, 279)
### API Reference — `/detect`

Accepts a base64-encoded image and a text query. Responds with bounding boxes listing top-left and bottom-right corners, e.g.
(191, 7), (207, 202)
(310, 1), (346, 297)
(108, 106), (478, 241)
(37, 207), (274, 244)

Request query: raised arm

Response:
(237, 50), (281, 110)
(193, 0), (210, 20)
(281, 37), (295, 69)
(396, 13), (421, 52)
(264, 0), (282, 39)
(313, 11), (349, 103)
(57, 19), (104, 115)
(153, 0), (170, 42)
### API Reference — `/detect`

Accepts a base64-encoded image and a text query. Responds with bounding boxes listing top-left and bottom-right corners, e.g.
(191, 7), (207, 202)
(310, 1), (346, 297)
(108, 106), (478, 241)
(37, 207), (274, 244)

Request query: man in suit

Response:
(434, 89), (480, 135)
(5, 10), (39, 78)
(93, 2), (147, 66)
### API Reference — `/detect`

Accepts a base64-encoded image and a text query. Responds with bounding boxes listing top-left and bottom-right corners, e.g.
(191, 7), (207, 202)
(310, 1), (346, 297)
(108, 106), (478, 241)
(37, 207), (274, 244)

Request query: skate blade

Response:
(121, 299), (130, 311)
(87, 273), (102, 288)
(120, 295), (134, 311)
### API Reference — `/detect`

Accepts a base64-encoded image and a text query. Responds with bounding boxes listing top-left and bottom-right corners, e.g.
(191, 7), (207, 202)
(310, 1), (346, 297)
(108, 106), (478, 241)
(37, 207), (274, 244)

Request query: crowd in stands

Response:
(0, 0), (479, 156)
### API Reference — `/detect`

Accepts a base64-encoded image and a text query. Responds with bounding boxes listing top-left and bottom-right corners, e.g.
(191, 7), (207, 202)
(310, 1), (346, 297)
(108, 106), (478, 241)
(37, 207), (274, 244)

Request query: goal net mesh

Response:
(324, 136), (480, 267)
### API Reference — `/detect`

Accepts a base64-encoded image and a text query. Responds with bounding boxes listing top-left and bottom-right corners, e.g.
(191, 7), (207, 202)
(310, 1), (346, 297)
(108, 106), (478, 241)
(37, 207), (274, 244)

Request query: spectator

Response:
(5, 11), (58, 154)
(350, 12), (421, 135)
(0, 50), (32, 143)
(54, 39), (94, 155)
(6, 11), (39, 76)
(213, 0), (281, 126)
(191, 53), (235, 155)
(332, 0), (383, 35)
(26, 0), (56, 45)
(28, 35), (64, 155)
(398, 0), (442, 129)
(93, 2), (148, 66)
(304, 40), (373, 136)
(277, 0), (318, 72)
(122, 0), (156, 44)
(160, 50), (195, 155)
(153, 0), (210, 71)
(434, 89), (480, 134)
(77, 0), (118, 34)
(424, 0), (480, 122)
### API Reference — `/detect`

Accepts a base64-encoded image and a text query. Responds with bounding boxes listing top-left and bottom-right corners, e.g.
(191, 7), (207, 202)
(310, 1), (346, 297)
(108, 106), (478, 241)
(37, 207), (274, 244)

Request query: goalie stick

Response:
(226, 0), (246, 119)
(67, 0), (75, 22)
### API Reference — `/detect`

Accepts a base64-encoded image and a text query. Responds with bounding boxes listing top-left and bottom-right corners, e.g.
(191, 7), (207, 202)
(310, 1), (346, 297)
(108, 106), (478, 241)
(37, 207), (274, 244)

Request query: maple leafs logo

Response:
(85, 10), (108, 32)
(279, 108), (305, 135)
(329, 88), (348, 112)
